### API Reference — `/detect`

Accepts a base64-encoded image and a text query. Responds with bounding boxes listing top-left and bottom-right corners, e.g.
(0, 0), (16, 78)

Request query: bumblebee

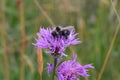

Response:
(51, 26), (73, 39)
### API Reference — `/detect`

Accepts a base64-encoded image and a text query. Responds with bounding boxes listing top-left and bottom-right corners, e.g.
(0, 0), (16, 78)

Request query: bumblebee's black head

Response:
(56, 26), (61, 32)
(51, 27), (61, 38)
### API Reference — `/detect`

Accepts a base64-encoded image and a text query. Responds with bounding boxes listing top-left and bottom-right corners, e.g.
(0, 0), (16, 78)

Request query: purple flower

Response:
(33, 26), (81, 57)
(57, 55), (94, 80)
(46, 57), (62, 77)
(46, 63), (54, 77)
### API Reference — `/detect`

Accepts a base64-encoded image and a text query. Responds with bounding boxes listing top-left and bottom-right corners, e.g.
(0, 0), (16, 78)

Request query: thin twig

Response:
(97, 0), (120, 80)
(34, 0), (55, 26)
(0, 0), (10, 80)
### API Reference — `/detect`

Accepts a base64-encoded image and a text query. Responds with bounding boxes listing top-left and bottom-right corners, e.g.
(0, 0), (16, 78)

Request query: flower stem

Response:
(52, 58), (57, 80)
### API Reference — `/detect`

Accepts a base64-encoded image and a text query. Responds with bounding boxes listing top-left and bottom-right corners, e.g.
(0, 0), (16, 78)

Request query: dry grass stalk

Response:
(23, 55), (35, 73)
(34, 0), (55, 26)
(78, 19), (86, 40)
(36, 33), (43, 80)
(17, 0), (27, 80)
(61, 0), (69, 12)
(37, 48), (43, 80)
(0, 0), (10, 80)
(100, 0), (109, 5)
(97, 0), (120, 80)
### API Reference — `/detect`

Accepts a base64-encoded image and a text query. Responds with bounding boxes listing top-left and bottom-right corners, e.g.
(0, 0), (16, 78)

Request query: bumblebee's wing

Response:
(62, 26), (74, 31)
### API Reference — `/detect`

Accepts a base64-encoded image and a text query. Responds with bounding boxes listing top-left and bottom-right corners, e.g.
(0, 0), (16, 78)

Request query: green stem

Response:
(40, 74), (42, 80)
(52, 58), (57, 80)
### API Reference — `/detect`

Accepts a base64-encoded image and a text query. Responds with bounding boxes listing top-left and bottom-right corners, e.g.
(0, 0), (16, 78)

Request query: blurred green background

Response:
(0, 0), (120, 80)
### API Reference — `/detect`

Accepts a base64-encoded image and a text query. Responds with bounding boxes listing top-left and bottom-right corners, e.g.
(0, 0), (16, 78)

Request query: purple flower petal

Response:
(46, 63), (54, 77)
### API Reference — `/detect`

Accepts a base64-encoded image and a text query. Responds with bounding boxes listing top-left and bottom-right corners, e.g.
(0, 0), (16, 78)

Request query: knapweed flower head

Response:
(57, 55), (94, 80)
(33, 26), (81, 57)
